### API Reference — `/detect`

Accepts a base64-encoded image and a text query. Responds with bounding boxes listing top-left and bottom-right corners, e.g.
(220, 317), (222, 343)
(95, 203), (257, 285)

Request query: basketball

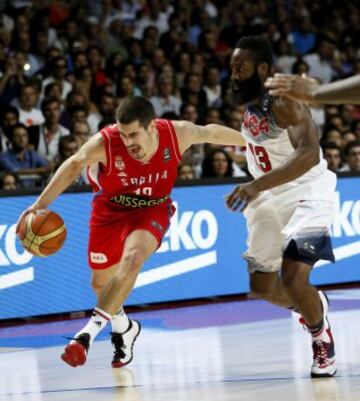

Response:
(17, 209), (67, 257)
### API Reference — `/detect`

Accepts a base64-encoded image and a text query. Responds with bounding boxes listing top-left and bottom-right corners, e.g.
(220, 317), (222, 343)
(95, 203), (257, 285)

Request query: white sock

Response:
(73, 307), (111, 345)
(111, 306), (130, 333)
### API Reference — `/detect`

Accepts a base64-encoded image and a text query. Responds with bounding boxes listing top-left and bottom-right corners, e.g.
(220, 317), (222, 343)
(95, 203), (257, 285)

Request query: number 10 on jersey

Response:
(134, 187), (153, 196)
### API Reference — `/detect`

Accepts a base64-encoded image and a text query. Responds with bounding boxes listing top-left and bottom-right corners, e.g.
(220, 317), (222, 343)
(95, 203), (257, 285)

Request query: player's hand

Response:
(16, 203), (46, 233)
(265, 74), (319, 103)
(225, 182), (260, 212)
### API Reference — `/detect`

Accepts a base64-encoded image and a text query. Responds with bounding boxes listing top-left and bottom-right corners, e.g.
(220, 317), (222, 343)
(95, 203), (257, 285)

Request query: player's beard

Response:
(231, 71), (264, 105)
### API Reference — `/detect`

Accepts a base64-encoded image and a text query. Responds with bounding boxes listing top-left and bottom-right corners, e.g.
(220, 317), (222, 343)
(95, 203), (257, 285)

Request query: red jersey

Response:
(88, 119), (182, 222)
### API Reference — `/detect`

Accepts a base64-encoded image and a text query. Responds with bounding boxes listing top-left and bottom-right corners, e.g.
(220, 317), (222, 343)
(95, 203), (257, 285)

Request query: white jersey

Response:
(241, 95), (332, 195)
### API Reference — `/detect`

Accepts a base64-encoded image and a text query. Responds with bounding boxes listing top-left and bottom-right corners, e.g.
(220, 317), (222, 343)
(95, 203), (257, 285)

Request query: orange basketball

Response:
(17, 209), (67, 257)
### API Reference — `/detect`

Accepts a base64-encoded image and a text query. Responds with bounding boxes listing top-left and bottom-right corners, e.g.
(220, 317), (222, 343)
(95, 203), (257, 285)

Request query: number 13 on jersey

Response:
(248, 143), (272, 172)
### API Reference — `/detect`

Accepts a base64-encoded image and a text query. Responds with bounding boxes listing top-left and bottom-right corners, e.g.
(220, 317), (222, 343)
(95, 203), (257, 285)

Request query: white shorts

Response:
(243, 171), (337, 273)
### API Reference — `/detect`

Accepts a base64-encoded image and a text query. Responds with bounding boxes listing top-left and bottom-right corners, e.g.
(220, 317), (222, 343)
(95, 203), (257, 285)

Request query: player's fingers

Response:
(273, 73), (293, 79)
(226, 188), (241, 209)
(16, 210), (28, 233)
(231, 197), (246, 212)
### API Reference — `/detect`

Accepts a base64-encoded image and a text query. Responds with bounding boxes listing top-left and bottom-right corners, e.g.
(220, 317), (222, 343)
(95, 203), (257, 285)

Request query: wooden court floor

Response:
(1, 289), (360, 401)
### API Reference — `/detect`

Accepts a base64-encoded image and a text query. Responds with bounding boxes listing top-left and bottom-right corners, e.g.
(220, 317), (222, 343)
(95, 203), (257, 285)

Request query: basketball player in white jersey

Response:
(226, 36), (337, 378)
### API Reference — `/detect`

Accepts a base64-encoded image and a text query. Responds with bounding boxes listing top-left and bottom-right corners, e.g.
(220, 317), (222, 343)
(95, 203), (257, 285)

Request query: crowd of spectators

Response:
(0, 0), (359, 190)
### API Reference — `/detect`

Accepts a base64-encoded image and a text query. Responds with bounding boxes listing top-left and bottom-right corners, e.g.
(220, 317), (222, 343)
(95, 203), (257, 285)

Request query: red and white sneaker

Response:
(61, 333), (90, 368)
(300, 291), (337, 378)
(111, 319), (141, 368)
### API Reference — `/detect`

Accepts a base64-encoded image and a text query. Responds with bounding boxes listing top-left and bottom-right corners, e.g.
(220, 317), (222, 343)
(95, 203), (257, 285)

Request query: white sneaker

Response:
(310, 291), (337, 378)
(110, 319), (141, 368)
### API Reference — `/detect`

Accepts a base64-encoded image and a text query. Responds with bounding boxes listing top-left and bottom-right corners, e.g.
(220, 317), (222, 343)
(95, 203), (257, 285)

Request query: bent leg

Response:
(281, 259), (322, 325)
(97, 229), (158, 315)
(91, 263), (119, 299)
(250, 271), (294, 308)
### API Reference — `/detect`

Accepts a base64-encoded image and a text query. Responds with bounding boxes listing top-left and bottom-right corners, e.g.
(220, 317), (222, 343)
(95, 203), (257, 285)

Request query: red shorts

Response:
(88, 203), (175, 270)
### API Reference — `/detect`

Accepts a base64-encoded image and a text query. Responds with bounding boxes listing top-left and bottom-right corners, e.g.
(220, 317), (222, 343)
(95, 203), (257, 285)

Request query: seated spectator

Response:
(274, 38), (296, 74)
(42, 56), (72, 99)
(342, 131), (357, 148)
(342, 141), (360, 173)
(71, 121), (91, 147)
(0, 172), (19, 190)
(0, 106), (19, 152)
(304, 37), (337, 84)
(178, 163), (195, 180)
(68, 105), (89, 128)
(150, 74), (181, 117)
(321, 127), (342, 148)
(88, 92), (117, 133)
(201, 148), (234, 178)
(203, 66), (222, 107)
(54, 135), (88, 185)
(0, 55), (26, 104)
(322, 143), (342, 172)
(0, 123), (51, 187)
(29, 97), (69, 162)
(16, 82), (44, 127)
(181, 73), (208, 121)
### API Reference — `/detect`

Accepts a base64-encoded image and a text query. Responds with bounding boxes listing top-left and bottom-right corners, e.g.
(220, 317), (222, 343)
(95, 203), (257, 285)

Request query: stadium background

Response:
(0, 0), (359, 319)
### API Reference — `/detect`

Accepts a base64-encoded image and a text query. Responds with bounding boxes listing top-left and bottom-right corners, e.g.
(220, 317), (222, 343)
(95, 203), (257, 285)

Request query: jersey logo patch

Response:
(163, 147), (171, 162)
(114, 156), (125, 171)
(90, 252), (108, 263)
(243, 111), (269, 137)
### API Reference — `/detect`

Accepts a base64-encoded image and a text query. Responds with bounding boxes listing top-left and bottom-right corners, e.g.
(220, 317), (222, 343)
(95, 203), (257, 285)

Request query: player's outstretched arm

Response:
(265, 74), (360, 104)
(16, 134), (106, 230)
(172, 120), (245, 153)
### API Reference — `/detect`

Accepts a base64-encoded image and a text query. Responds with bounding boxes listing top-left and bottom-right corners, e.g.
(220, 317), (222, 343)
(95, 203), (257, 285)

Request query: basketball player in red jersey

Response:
(225, 36), (336, 377)
(17, 96), (245, 368)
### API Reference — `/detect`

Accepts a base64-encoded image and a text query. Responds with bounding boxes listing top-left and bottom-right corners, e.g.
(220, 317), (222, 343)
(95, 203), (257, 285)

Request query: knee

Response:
(281, 269), (307, 296)
(249, 276), (274, 300)
(121, 247), (146, 272)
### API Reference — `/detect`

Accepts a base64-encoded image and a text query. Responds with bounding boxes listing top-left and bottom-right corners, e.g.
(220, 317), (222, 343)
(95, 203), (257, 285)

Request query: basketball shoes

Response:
(111, 319), (141, 368)
(299, 291), (337, 378)
(61, 333), (90, 367)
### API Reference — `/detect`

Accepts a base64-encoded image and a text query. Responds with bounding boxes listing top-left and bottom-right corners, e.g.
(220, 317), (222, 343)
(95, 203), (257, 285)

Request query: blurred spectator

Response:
(71, 121), (91, 147)
(304, 37), (337, 83)
(150, 74), (181, 117)
(322, 143), (342, 172)
(42, 56), (72, 99)
(292, 16), (316, 55)
(201, 148), (234, 178)
(178, 163), (195, 180)
(0, 106), (19, 152)
(0, 55), (26, 104)
(321, 127), (342, 148)
(342, 141), (360, 173)
(274, 38), (296, 74)
(181, 73), (207, 120)
(342, 131), (357, 148)
(0, 123), (50, 187)
(0, 172), (19, 190)
(29, 97), (69, 162)
(88, 92), (117, 133)
(134, 0), (169, 39)
(203, 66), (222, 107)
(17, 83), (44, 127)
(53, 135), (88, 185)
